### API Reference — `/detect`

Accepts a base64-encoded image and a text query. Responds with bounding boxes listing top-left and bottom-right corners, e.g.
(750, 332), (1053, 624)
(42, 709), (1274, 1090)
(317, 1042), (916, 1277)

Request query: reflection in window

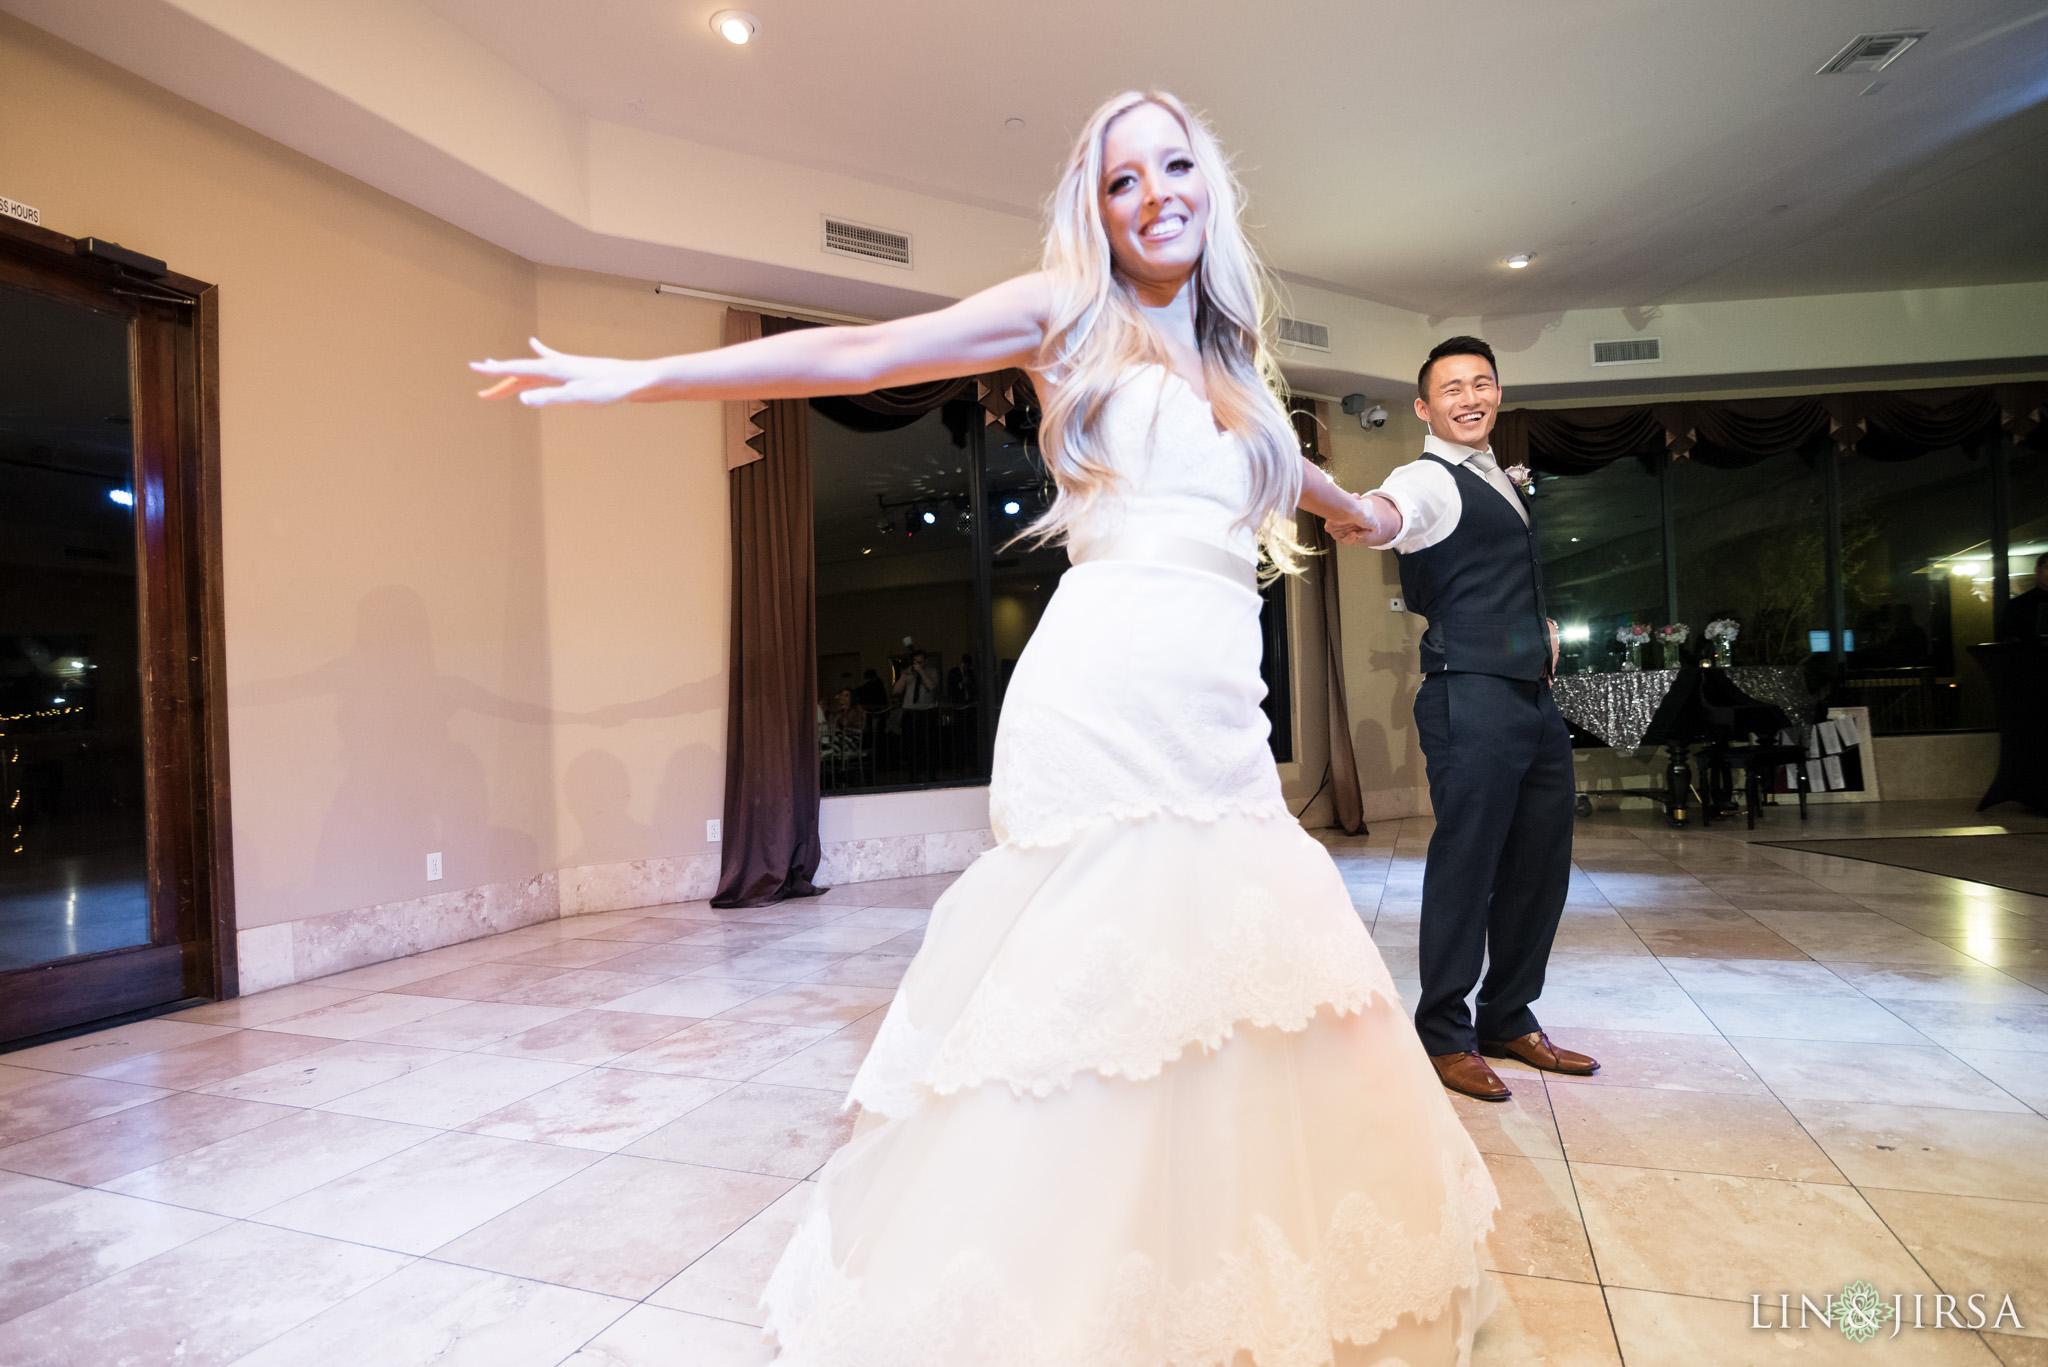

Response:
(1533, 457), (1665, 674)
(1837, 444), (1995, 731)
(1671, 445), (1828, 670)
(2007, 444), (2048, 637)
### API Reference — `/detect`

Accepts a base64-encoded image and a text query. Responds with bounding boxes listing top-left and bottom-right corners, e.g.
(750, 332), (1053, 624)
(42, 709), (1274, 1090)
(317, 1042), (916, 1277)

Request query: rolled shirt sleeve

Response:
(1366, 458), (1461, 554)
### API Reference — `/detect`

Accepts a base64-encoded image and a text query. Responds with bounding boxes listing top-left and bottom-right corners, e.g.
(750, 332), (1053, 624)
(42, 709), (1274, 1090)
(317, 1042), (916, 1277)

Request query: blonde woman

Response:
(477, 90), (1496, 1367)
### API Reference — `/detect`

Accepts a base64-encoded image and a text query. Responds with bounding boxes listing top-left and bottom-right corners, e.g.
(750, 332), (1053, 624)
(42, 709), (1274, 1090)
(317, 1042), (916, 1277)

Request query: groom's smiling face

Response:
(1414, 354), (1500, 451)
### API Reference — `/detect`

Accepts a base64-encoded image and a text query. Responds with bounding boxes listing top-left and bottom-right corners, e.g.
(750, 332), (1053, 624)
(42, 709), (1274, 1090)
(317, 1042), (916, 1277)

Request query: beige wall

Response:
(1, 18), (737, 937)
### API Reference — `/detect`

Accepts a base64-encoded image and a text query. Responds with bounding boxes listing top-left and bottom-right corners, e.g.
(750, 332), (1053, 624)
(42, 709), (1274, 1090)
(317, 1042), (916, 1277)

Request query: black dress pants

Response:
(1411, 671), (1574, 1056)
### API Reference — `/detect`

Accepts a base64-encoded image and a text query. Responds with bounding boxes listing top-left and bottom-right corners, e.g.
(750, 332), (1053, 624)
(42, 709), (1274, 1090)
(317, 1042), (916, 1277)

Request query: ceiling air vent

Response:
(822, 217), (912, 269)
(1591, 338), (1662, 367)
(1816, 31), (1927, 75)
(1277, 316), (1330, 352)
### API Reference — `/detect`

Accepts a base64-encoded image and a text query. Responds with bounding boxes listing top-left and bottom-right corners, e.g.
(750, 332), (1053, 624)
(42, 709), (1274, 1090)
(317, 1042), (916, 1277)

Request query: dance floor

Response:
(0, 799), (2043, 1365)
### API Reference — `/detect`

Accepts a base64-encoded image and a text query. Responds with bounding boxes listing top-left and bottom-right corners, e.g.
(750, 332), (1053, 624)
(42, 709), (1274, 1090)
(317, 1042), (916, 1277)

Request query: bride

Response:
(476, 89), (1497, 1367)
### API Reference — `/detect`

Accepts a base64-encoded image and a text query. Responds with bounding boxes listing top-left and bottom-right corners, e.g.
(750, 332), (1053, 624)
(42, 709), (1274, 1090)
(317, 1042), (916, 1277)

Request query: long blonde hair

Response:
(1029, 90), (1306, 573)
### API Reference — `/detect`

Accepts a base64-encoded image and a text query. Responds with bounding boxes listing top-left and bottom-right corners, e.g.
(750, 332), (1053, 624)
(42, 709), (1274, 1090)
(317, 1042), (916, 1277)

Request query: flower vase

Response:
(1711, 642), (1732, 669)
(1625, 642), (1644, 672)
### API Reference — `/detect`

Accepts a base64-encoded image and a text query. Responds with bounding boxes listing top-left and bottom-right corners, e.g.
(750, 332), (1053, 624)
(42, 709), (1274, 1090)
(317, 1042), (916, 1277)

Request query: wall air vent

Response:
(1816, 31), (1927, 75)
(1591, 338), (1662, 367)
(822, 217), (913, 269)
(1277, 316), (1331, 352)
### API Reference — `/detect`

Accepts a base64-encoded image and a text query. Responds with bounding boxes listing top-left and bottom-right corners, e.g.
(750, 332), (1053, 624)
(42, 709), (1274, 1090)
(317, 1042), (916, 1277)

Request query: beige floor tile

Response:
(600, 977), (786, 1018)
(558, 1303), (774, 1367)
(492, 968), (681, 1009)
(708, 948), (851, 981)
(0, 1168), (80, 1221)
(648, 1182), (810, 1324)
(0, 1090), (295, 1186)
(1873, 1000), (2048, 1054)
(388, 962), (573, 1002)
(1750, 913), (1977, 966)
(103, 1108), (438, 1217)
(434, 1153), (791, 1299)
(769, 924), (920, 954)
(1572, 1163), (1932, 1302)
(316, 1052), (589, 1129)
(1448, 1081), (1565, 1161)
(1540, 1028), (1771, 1096)
(752, 1025), (877, 1091)
(487, 938), (645, 970)
(1551, 1084), (1844, 1183)
(1689, 993), (1930, 1045)
(717, 983), (896, 1029)
(304, 956), (457, 992)
(802, 952), (912, 989)
(363, 1001), (581, 1051)
(261, 991), (468, 1040)
(0, 1187), (228, 1322)
(870, 929), (926, 954)
(1469, 1271), (1622, 1367)
(1861, 1187), (2046, 1337)
(259, 1129), (601, 1254)
(480, 1009), (692, 1066)
(0, 1062), (61, 1097)
(166, 983), (367, 1028)
(225, 1257), (631, 1367)
(1479, 1153), (1596, 1282)
(1730, 1038), (2029, 1112)
(464, 1068), (731, 1151)
(592, 944), (739, 976)
(828, 906), (931, 929)
(676, 925), (808, 954)
(197, 1039), (454, 1107)
(0, 1220), (409, 1367)
(1527, 983), (1719, 1035)
(1, 1019), (235, 1077)
(608, 1019), (834, 1080)
(1604, 1285), (2003, 1366)
(1658, 959), (1858, 997)
(1782, 1100), (2048, 1199)
(83, 1028), (335, 1091)
(1829, 963), (2048, 1005)
(1948, 1047), (2048, 1113)
(585, 916), (720, 944)
(626, 1082), (852, 1179)
(0, 1073), (170, 1146)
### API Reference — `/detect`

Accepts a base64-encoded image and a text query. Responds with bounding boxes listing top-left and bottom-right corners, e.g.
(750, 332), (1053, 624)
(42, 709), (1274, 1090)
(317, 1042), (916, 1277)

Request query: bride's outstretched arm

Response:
(1297, 456), (1399, 546)
(473, 272), (1050, 407)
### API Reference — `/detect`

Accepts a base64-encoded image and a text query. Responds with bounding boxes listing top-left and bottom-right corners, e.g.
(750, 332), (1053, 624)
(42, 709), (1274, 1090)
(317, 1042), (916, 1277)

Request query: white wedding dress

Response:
(762, 365), (1498, 1367)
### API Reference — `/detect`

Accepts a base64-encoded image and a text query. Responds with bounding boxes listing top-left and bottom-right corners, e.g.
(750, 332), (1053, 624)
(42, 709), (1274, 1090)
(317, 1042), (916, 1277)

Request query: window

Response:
(1671, 444), (1830, 670)
(1534, 455), (1666, 673)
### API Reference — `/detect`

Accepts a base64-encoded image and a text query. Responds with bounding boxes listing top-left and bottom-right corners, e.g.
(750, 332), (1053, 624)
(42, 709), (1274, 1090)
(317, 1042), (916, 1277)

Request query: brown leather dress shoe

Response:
(1429, 1051), (1512, 1101)
(1481, 1030), (1600, 1076)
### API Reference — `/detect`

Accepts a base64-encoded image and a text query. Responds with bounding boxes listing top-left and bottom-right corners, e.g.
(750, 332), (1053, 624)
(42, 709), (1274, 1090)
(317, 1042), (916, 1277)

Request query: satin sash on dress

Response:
(1070, 531), (1259, 593)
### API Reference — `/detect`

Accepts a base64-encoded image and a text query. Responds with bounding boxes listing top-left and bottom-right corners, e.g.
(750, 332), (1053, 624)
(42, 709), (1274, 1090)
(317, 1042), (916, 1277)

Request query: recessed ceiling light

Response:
(710, 10), (758, 44)
(1505, 254), (1532, 269)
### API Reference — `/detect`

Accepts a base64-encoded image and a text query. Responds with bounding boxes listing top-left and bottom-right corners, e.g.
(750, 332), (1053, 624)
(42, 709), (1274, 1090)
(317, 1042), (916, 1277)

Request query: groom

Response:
(1354, 336), (1597, 1101)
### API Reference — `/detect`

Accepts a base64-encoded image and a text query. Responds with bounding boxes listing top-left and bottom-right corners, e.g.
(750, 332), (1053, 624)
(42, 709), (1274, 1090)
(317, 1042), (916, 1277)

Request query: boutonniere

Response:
(1503, 464), (1533, 492)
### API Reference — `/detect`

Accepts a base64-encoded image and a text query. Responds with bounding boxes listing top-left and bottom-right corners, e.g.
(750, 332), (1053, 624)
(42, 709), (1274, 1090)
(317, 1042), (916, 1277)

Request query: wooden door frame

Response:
(0, 215), (237, 1043)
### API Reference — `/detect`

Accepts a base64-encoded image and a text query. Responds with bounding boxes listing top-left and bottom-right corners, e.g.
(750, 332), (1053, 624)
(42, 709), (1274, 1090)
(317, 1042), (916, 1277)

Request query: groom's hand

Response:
(1547, 617), (1560, 672)
(1325, 492), (1400, 546)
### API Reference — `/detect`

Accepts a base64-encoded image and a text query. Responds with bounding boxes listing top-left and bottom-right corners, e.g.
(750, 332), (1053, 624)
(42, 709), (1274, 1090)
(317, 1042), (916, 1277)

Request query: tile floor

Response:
(1, 799), (2044, 1365)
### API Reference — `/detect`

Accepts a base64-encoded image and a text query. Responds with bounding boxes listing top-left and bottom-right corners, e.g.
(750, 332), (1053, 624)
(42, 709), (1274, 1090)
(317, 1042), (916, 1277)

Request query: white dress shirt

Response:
(1367, 434), (1527, 553)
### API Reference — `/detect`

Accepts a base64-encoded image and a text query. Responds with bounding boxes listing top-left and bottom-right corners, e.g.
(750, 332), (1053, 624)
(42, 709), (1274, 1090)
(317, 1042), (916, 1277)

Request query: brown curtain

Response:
(1497, 381), (2048, 473)
(1289, 398), (1366, 836)
(713, 314), (825, 907)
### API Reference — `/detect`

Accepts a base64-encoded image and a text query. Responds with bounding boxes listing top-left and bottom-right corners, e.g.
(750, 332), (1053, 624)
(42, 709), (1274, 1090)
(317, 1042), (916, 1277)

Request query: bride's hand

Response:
(472, 339), (663, 407)
(1323, 492), (1379, 545)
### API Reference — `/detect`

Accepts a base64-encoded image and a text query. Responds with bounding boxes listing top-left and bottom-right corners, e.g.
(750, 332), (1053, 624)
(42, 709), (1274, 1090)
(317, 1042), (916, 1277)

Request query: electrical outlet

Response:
(1388, 597), (1405, 613)
(706, 819), (722, 843)
(426, 852), (443, 881)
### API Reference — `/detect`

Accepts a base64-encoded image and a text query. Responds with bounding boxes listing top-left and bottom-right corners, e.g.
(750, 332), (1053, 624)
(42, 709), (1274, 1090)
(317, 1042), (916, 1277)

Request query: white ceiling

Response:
(415, 0), (2048, 316)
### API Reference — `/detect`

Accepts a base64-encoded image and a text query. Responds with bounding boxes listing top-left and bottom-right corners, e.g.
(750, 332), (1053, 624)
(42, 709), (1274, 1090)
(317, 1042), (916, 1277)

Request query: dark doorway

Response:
(0, 219), (234, 1046)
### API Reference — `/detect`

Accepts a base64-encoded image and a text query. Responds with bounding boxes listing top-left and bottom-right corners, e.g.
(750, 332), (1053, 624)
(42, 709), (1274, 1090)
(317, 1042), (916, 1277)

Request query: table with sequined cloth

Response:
(1549, 666), (1816, 755)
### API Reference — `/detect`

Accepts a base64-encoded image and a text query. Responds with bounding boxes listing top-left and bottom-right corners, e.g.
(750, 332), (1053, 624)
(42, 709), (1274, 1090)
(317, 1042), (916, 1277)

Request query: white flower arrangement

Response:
(1503, 463), (1533, 491)
(1656, 622), (1690, 645)
(1704, 618), (1741, 643)
(1614, 621), (1649, 646)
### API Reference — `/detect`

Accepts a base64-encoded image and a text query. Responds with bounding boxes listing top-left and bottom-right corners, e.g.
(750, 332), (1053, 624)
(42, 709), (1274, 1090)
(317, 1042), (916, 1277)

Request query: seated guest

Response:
(1999, 552), (2048, 641)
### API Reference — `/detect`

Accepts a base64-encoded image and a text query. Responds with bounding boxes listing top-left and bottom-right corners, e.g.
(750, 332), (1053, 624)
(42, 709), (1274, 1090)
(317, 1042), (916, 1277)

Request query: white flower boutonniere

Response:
(1503, 464), (1533, 493)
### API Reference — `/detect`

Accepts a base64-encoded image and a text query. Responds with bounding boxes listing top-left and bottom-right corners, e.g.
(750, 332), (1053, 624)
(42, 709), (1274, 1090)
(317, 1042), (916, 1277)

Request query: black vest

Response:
(1396, 453), (1550, 681)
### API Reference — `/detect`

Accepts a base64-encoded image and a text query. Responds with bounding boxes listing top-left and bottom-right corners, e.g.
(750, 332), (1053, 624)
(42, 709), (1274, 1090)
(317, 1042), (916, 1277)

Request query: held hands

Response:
(1323, 491), (1390, 546)
(472, 340), (663, 407)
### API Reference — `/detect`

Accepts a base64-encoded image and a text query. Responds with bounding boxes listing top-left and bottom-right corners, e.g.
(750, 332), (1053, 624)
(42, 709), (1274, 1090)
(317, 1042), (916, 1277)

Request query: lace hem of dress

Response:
(992, 795), (1296, 851)
(761, 1151), (1499, 1367)
(847, 881), (1394, 1117)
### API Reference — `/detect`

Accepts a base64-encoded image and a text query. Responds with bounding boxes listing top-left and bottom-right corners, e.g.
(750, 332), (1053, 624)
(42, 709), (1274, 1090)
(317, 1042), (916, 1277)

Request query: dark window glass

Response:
(1672, 445), (1829, 670)
(1534, 457), (1667, 673)
(1837, 443), (1995, 732)
(0, 283), (149, 969)
(2007, 443), (2048, 636)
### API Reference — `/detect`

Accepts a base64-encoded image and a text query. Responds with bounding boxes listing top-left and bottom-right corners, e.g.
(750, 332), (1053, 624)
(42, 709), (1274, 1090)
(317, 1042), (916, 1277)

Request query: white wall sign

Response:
(1, 196), (40, 226)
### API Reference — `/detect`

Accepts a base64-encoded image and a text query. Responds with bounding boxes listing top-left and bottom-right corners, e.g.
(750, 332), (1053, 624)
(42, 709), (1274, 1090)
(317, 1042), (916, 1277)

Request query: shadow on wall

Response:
(238, 585), (568, 911)
(563, 743), (720, 868)
(1353, 646), (1425, 795)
